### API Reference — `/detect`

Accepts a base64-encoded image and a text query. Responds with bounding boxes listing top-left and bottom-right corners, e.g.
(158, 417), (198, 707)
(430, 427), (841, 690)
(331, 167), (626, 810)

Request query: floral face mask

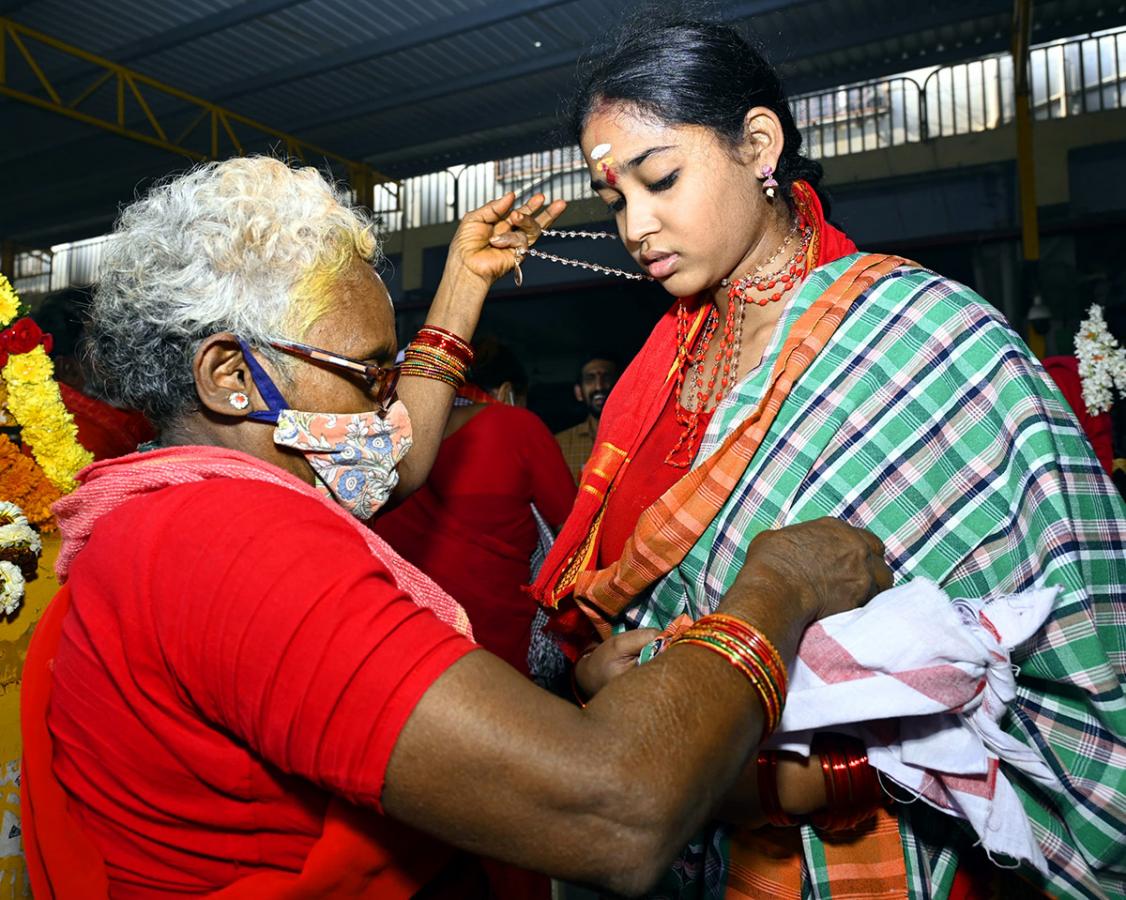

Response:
(238, 338), (412, 519)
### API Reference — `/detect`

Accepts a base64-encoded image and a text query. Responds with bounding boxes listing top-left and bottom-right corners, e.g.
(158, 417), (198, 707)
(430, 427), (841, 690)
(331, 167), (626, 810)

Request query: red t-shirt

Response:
(600, 391), (715, 566)
(1043, 355), (1115, 475)
(375, 404), (576, 672)
(47, 479), (476, 896)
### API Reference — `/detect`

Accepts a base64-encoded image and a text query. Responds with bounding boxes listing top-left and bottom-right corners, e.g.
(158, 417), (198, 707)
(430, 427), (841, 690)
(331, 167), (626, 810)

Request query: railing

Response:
(371, 145), (594, 234)
(14, 28), (1126, 296)
(800, 29), (1126, 155)
(374, 29), (1125, 229)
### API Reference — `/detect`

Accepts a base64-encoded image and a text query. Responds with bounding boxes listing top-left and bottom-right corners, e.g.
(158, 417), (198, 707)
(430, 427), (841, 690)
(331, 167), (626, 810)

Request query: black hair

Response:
(469, 336), (529, 394)
(575, 351), (622, 385)
(32, 289), (89, 359)
(567, 11), (829, 215)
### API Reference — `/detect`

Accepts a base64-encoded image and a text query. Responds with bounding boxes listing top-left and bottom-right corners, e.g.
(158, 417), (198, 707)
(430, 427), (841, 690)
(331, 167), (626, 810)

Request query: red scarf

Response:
(529, 182), (857, 656)
(51, 446), (472, 636)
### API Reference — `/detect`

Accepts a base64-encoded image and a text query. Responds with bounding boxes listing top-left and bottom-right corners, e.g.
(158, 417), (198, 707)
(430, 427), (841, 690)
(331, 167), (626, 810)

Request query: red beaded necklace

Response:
(724, 224), (814, 306)
(665, 223), (813, 467)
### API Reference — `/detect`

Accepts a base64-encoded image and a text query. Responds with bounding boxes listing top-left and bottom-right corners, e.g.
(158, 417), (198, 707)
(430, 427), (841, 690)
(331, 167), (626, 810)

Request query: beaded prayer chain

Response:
(724, 223), (814, 307)
(523, 228), (653, 282)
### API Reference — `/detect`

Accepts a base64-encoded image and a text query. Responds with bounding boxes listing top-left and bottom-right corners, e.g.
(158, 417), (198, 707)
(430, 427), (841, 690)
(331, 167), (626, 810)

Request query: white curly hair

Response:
(86, 156), (380, 427)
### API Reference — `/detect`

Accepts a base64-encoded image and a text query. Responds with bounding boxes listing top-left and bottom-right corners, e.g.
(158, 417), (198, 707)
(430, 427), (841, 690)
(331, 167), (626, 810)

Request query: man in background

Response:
(554, 352), (619, 483)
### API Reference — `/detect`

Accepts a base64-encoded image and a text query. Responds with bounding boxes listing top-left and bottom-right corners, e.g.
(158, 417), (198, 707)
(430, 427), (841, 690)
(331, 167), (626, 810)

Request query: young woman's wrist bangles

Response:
(400, 326), (474, 389)
(670, 612), (788, 737)
(756, 734), (884, 831)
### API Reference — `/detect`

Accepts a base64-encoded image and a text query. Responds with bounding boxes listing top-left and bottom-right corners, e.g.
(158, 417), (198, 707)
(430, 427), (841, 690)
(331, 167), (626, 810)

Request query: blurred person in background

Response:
(375, 336), (576, 675)
(554, 351), (620, 482)
(35, 289), (155, 459)
(374, 336), (575, 899)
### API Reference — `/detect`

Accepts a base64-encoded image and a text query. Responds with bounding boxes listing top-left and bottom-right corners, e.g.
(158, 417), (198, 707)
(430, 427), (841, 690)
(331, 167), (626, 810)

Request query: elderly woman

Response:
(19, 156), (889, 898)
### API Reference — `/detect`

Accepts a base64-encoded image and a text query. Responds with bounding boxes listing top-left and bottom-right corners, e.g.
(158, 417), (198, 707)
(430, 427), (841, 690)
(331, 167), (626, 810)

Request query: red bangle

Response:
(412, 326), (474, 364)
(809, 734), (882, 832)
(756, 752), (798, 827)
(417, 324), (468, 343)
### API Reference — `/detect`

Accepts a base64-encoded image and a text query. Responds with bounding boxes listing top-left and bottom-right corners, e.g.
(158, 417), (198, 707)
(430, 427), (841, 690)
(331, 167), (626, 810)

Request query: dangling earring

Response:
(761, 164), (779, 199)
(228, 391), (250, 410)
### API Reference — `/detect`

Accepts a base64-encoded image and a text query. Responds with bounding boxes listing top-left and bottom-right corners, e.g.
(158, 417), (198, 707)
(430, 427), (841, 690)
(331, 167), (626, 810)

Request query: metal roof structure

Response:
(1, 0), (1122, 245)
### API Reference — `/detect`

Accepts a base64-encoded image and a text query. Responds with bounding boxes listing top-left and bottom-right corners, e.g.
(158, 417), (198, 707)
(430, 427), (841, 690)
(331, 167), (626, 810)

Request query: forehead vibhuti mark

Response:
(589, 142), (619, 187)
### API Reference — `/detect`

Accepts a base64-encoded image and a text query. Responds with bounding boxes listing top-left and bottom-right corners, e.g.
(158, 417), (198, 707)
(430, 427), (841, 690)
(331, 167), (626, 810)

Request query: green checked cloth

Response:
(619, 254), (1126, 899)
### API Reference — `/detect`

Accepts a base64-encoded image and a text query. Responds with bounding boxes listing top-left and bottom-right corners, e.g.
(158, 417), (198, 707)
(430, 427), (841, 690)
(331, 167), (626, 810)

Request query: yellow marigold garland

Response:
(0, 272), (19, 328)
(4, 346), (93, 491)
(0, 272), (93, 495)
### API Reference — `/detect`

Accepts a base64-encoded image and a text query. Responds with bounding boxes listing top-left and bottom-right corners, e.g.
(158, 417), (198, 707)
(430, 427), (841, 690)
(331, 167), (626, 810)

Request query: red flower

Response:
(0, 317), (50, 356)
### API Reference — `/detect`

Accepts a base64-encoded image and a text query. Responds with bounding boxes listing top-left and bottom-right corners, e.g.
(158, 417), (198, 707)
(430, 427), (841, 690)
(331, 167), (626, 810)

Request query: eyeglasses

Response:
(268, 338), (400, 408)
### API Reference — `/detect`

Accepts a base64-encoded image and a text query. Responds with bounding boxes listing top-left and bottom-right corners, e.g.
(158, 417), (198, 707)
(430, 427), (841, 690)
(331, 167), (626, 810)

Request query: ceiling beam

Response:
(785, 35), (1012, 94)
(207, 0), (818, 107)
(0, 17), (389, 186)
(2, 0), (310, 99)
(292, 48), (579, 134)
(0, 0), (587, 172)
(208, 0), (581, 105)
(110, 0), (311, 63)
(364, 114), (563, 173)
(290, 0), (919, 138)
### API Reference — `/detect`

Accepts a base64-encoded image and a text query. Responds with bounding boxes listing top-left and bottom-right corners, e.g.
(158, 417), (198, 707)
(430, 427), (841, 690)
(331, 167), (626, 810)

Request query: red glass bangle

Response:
(676, 616), (788, 727)
(417, 324), (469, 344)
(410, 336), (472, 363)
(756, 752), (799, 827)
(403, 342), (468, 365)
(697, 613), (788, 690)
(413, 326), (474, 364)
(399, 361), (464, 388)
(809, 734), (883, 832)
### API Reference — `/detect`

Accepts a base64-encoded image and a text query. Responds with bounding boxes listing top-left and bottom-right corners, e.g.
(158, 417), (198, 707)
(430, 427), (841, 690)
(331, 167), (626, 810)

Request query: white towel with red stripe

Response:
(766, 578), (1061, 874)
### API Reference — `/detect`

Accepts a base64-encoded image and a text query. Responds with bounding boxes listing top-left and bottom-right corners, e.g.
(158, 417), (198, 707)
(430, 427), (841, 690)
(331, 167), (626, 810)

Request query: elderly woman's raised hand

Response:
(733, 517), (892, 624)
(442, 192), (566, 291)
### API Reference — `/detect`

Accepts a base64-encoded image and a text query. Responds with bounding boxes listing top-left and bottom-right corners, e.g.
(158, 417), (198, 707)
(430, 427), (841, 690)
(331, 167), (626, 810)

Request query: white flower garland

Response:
(0, 560), (25, 616)
(1075, 305), (1126, 416)
(0, 499), (40, 615)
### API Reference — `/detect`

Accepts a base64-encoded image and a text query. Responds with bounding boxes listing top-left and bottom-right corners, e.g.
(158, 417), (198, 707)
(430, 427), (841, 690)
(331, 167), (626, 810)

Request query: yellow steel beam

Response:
(1012, 0), (1047, 356)
(0, 16), (392, 205)
(1011, 0), (1039, 264)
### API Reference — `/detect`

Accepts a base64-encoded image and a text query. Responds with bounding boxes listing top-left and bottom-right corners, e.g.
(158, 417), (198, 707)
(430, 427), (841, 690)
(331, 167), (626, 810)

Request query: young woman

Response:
(533, 18), (1126, 900)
